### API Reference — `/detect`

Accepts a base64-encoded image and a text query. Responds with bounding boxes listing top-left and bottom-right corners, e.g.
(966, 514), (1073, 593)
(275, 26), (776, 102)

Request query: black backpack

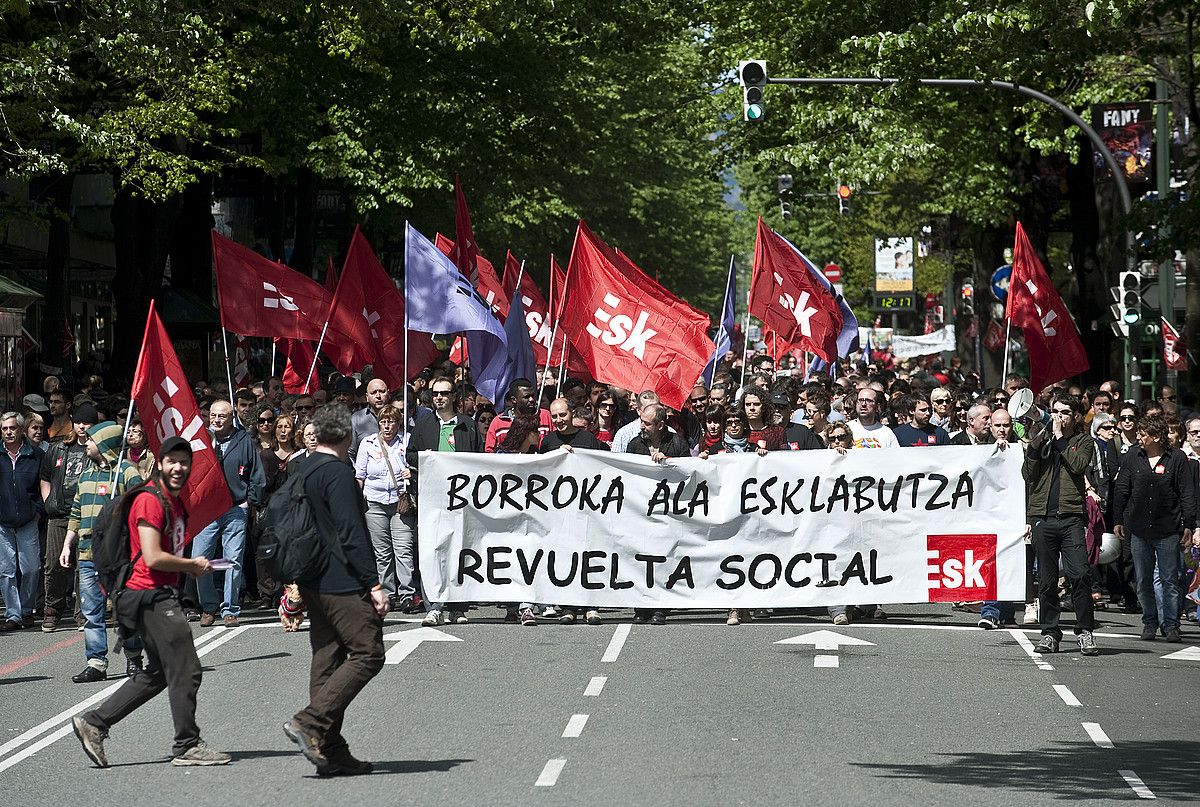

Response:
(257, 454), (342, 582)
(92, 483), (172, 597)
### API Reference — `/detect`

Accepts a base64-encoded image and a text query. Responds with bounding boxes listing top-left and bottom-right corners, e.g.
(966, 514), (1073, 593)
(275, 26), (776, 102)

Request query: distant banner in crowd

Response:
(418, 446), (1026, 609)
(890, 325), (956, 358)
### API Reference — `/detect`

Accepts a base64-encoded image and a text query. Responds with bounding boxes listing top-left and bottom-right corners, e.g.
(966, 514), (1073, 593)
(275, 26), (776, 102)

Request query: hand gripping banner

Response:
(417, 445), (1026, 609)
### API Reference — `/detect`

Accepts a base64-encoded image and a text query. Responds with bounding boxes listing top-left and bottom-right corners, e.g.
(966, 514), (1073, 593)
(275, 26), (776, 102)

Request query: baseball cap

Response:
(73, 402), (100, 425)
(158, 436), (193, 459)
(770, 392), (791, 408)
(22, 394), (49, 414)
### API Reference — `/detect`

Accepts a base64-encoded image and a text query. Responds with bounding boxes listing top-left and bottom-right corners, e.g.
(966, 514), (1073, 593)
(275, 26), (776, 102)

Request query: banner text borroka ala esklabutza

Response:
(417, 446), (1027, 609)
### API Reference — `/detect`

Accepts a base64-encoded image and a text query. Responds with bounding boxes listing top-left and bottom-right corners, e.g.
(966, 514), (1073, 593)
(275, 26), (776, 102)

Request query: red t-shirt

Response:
(125, 485), (187, 591)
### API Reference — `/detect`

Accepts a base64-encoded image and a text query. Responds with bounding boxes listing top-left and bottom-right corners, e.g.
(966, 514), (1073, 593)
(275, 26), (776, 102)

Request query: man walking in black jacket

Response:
(284, 404), (388, 777)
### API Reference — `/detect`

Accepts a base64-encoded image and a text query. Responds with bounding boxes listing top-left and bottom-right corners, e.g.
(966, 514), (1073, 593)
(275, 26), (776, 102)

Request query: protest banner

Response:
(417, 445), (1026, 609)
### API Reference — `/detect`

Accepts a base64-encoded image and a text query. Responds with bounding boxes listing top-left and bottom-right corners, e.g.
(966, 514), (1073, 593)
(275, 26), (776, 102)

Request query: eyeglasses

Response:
(688, 396), (708, 404)
(431, 391), (452, 397)
(955, 405), (969, 412)
(990, 398), (1007, 405)
(931, 398), (949, 404)
(725, 419), (743, 426)
(829, 433), (853, 442)
(1098, 424), (1116, 430)
(1118, 415), (1136, 421)
(258, 418), (276, 425)
(294, 405), (314, 412)
(856, 398), (877, 404)
(1051, 408), (1073, 416)
(1187, 429), (1200, 436)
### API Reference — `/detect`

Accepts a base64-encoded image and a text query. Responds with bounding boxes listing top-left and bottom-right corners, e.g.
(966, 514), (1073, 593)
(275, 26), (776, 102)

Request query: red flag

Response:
(751, 218), (843, 363)
(436, 233), (507, 319)
(131, 301), (233, 539)
(560, 222), (712, 410)
(336, 227), (440, 386)
(502, 253), (586, 374)
(453, 174), (482, 286)
(274, 338), (319, 393)
(324, 256), (338, 292)
(1162, 317), (1187, 371)
(232, 334), (250, 388)
(211, 231), (362, 373)
(1006, 222), (1089, 392)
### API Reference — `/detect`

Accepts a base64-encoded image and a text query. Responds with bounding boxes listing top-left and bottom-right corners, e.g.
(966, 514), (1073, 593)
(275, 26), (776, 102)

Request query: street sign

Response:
(823, 263), (842, 283)
(991, 264), (1012, 301)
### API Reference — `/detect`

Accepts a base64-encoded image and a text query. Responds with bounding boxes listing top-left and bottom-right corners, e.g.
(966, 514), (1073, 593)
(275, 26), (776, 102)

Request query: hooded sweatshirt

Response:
(67, 421), (144, 560)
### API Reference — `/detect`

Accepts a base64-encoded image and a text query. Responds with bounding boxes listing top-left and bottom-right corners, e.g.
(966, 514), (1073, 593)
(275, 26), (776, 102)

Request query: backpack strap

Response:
(124, 484), (174, 569)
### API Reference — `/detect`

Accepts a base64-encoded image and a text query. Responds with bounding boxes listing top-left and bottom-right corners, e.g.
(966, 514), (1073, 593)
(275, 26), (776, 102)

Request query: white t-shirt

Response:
(848, 419), (899, 450)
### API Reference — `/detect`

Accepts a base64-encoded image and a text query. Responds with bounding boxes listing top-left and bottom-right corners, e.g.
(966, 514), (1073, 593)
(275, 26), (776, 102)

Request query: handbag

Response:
(379, 437), (415, 515)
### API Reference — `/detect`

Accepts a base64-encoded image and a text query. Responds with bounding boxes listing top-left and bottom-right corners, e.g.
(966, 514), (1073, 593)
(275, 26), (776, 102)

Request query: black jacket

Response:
(1, 440), (45, 527)
(627, 433), (691, 458)
(1112, 446), (1197, 539)
(296, 454), (379, 594)
(784, 423), (825, 451)
(39, 441), (89, 518)
(407, 411), (483, 466)
(212, 427), (266, 507)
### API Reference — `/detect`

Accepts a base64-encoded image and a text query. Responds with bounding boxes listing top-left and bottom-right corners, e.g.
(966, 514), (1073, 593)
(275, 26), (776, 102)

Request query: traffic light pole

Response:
(763, 75), (1139, 398)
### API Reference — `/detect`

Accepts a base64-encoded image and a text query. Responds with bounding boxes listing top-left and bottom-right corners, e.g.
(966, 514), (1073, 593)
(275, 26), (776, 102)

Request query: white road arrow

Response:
(1161, 646), (1200, 662)
(774, 630), (877, 651)
(775, 630), (876, 668)
(383, 627), (463, 664)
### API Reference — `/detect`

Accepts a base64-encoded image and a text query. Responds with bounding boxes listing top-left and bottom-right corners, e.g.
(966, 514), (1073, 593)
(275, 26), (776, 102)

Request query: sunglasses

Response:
(295, 405), (314, 412)
(689, 396), (708, 404)
(432, 391), (452, 397)
(258, 418), (276, 425)
(1051, 409), (1073, 416)
(1118, 415), (1136, 421)
(725, 419), (744, 426)
(830, 433), (853, 442)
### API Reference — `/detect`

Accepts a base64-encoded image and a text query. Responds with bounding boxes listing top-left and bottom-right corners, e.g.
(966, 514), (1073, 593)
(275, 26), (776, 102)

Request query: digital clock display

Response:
(871, 293), (915, 310)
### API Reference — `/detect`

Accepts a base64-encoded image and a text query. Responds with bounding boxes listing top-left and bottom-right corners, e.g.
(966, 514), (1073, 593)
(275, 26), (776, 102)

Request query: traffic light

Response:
(777, 174), (793, 220)
(1118, 268), (1142, 325)
(960, 281), (975, 318)
(836, 183), (852, 215)
(739, 60), (767, 121)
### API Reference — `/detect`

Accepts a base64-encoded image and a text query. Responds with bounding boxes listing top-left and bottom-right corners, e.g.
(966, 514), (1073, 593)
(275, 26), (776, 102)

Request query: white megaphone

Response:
(1008, 388), (1050, 426)
(1098, 533), (1120, 565)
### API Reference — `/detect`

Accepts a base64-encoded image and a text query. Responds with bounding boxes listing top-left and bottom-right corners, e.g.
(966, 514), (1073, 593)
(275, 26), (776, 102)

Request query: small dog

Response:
(278, 584), (305, 632)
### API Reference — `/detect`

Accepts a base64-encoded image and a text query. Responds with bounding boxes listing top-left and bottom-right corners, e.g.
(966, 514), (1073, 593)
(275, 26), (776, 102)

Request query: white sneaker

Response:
(1023, 603), (1039, 625)
(422, 610), (443, 627)
(832, 613), (850, 626)
(541, 606), (559, 618)
(585, 609), (602, 625)
(450, 610), (469, 624)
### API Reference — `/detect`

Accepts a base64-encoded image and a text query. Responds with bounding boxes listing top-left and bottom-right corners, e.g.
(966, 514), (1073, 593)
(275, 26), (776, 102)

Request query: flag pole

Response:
(270, 339), (276, 378)
(402, 226), (410, 432)
(1001, 320), (1012, 381)
(740, 283), (754, 389)
(539, 257), (565, 413)
(303, 322), (330, 396)
(220, 328), (234, 405)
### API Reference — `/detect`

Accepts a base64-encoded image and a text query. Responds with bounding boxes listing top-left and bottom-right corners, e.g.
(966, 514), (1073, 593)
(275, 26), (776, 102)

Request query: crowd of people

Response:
(2, 353), (1198, 769)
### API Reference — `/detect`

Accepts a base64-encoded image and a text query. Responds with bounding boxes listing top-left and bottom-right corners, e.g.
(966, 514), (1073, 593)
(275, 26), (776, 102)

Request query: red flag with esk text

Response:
(337, 227), (440, 386)
(548, 256), (592, 377)
(1005, 222), (1089, 392)
(1162, 317), (1187, 371)
(751, 218), (843, 364)
(132, 301), (233, 539)
(506, 252), (585, 373)
(211, 231), (361, 373)
(560, 222), (712, 410)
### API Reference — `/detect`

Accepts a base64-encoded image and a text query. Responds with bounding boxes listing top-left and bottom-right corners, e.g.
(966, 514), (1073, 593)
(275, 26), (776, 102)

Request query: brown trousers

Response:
(293, 588), (384, 753)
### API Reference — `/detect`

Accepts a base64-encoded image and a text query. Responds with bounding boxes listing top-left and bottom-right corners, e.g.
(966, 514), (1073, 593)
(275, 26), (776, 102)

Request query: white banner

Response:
(417, 445), (1026, 609)
(890, 325), (956, 358)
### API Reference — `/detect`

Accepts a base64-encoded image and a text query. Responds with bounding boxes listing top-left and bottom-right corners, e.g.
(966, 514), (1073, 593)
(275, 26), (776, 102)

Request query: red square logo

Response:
(926, 534), (997, 602)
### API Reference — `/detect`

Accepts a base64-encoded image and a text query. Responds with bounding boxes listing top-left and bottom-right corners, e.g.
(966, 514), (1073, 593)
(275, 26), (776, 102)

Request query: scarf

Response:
(722, 433), (749, 453)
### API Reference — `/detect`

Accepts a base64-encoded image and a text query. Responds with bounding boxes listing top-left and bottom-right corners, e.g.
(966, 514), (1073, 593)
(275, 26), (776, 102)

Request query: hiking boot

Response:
(199, 613), (216, 628)
(585, 609), (602, 625)
(321, 747), (373, 777)
(422, 609), (443, 627)
(1033, 635), (1059, 654)
(1163, 627), (1182, 643)
(519, 608), (538, 626)
(223, 615), (239, 628)
(1139, 626), (1157, 641)
(172, 742), (232, 766)
(283, 720), (329, 771)
(41, 607), (59, 633)
(72, 716), (108, 768)
(977, 616), (999, 630)
(72, 665), (107, 684)
(1077, 631), (1099, 656)
(450, 610), (469, 624)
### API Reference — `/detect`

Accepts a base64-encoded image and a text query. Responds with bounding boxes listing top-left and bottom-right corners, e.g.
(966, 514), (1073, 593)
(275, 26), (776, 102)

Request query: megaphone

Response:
(1098, 533), (1120, 565)
(1008, 388), (1049, 426)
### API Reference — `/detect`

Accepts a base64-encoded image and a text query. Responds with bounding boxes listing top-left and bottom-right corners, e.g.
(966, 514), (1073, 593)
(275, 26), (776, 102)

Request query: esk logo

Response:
(262, 282), (298, 311)
(926, 534), (997, 601)
(773, 272), (820, 337)
(586, 293), (658, 359)
(149, 376), (207, 452)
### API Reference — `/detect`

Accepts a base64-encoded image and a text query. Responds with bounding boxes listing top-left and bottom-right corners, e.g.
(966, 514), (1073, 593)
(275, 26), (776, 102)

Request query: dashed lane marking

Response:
(1118, 770), (1156, 799)
(814, 655), (839, 668)
(1082, 722), (1114, 748)
(584, 676), (607, 697)
(1007, 629), (1054, 671)
(600, 624), (630, 663)
(562, 714), (589, 739)
(535, 758), (566, 787)
(1053, 685), (1081, 707)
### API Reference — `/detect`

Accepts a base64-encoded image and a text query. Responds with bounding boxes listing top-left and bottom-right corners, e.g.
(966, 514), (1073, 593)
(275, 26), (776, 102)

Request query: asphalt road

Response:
(1, 604), (1196, 805)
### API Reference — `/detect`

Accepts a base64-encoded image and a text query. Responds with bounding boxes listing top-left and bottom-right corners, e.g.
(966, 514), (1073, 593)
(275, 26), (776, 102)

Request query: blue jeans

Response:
(191, 505), (247, 618)
(0, 521), (40, 623)
(1131, 534), (1182, 631)
(981, 601), (1017, 622)
(77, 560), (143, 669)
